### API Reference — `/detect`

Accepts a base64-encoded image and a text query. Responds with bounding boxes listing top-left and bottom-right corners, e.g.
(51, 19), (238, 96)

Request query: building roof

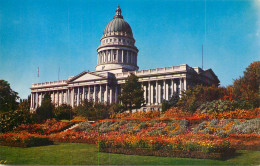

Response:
(103, 6), (133, 37)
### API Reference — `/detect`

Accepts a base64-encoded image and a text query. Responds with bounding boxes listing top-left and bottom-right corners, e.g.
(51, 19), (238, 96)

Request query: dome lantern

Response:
(114, 5), (123, 19)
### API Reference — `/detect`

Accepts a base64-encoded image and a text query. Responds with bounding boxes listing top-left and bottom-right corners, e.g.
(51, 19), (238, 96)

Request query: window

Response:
(110, 39), (112, 42)
(119, 39), (121, 42)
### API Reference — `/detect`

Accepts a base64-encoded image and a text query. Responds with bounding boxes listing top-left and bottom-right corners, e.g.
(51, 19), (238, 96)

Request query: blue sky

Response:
(0, 0), (259, 99)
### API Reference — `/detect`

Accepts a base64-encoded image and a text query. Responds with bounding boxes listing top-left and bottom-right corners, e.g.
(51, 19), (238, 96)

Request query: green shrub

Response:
(177, 85), (225, 113)
(25, 137), (54, 147)
(55, 104), (74, 120)
(0, 110), (36, 133)
(36, 94), (54, 122)
(198, 100), (253, 114)
(162, 92), (179, 112)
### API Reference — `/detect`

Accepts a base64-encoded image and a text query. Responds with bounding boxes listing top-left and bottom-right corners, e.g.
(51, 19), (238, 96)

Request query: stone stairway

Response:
(64, 124), (79, 132)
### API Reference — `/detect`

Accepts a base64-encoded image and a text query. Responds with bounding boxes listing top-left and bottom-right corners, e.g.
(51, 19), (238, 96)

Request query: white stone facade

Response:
(30, 6), (219, 111)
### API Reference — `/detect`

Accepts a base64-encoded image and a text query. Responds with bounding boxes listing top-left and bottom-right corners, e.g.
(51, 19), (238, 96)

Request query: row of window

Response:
(102, 37), (134, 45)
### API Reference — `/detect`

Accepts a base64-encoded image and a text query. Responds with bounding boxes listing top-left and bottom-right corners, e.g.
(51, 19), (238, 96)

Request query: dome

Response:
(103, 6), (133, 37)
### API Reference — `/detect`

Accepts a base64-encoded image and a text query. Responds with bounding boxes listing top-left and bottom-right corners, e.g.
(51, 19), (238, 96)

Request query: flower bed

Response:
(49, 130), (98, 144)
(163, 108), (260, 123)
(228, 134), (260, 150)
(15, 119), (75, 134)
(98, 134), (235, 159)
(0, 132), (53, 147)
(114, 111), (160, 120)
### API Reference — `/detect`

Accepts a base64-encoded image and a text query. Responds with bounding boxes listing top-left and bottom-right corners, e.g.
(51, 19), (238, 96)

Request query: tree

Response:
(119, 73), (145, 113)
(18, 95), (31, 112)
(36, 94), (54, 122)
(233, 61), (260, 107)
(54, 104), (74, 120)
(177, 85), (225, 113)
(73, 99), (110, 121)
(0, 80), (19, 113)
(162, 92), (180, 112)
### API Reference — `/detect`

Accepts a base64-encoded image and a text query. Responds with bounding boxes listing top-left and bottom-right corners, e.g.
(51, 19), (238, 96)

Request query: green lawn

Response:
(0, 143), (259, 165)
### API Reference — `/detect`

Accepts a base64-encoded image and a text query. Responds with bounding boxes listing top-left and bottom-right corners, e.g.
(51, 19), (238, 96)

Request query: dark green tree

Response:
(74, 99), (95, 118)
(73, 99), (110, 121)
(0, 80), (19, 113)
(18, 95), (31, 112)
(177, 85), (225, 113)
(36, 94), (54, 122)
(54, 104), (74, 120)
(162, 92), (180, 112)
(119, 73), (145, 113)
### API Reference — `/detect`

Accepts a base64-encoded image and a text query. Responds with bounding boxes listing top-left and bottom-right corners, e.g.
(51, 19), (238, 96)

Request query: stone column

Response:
(174, 80), (177, 93)
(110, 87), (113, 104)
(87, 85), (90, 101)
(52, 91), (54, 105)
(71, 88), (74, 107)
(171, 79), (174, 96)
(180, 79), (183, 93)
(38, 93), (41, 106)
(158, 83), (161, 103)
(31, 93), (34, 108)
(143, 84), (146, 104)
(60, 91), (63, 105)
(126, 50), (129, 64)
(35, 92), (38, 108)
(122, 50), (124, 63)
(93, 85), (96, 102)
(30, 93), (33, 109)
(98, 85), (102, 102)
(77, 87), (79, 106)
(166, 81), (169, 100)
(148, 81), (151, 105)
(57, 91), (60, 106)
(184, 78), (187, 91)
(67, 88), (69, 106)
(115, 85), (118, 103)
(156, 81), (158, 105)
(116, 50), (118, 62)
(66, 89), (69, 105)
(82, 86), (85, 101)
(163, 80), (166, 100)
(104, 84), (108, 103)
(151, 82), (154, 104)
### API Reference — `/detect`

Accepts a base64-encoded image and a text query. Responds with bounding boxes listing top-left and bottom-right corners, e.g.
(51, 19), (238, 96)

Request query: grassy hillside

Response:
(0, 143), (259, 165)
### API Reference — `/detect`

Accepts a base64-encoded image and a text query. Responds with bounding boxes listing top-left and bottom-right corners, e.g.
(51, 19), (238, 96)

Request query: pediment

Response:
(201, 69), (220, 83)
(68, 71), (108, 83)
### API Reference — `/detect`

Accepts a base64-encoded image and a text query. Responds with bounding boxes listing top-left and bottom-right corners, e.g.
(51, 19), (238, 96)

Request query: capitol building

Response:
(30, 6), (220, 111)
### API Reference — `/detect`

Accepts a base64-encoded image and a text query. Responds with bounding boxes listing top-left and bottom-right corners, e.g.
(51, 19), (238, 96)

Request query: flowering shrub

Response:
(49, 130), (98, 144)
(44, 117), (260, 153)
(0, 109), (36, 133)
(74, 121), (94, 132)
(163, 108), (260, 123)
(192, 118), (260, 137)
(71, 116), (88, 122)
(0, 132), (53, 147)
(15, 119), (74, 134)
(114, 111), (160, 120)
(198, 100), (254, 114)
(98, 134), (232, 154)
